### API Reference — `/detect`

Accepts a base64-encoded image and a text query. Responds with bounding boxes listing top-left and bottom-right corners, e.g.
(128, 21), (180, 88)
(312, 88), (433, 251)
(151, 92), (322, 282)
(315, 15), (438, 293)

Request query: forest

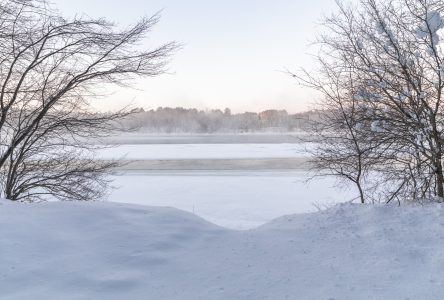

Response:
(121, 107), (319, 133)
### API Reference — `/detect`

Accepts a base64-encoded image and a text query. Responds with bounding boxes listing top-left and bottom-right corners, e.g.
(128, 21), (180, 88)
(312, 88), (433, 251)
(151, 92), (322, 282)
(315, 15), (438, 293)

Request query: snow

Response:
(108, 170), (354, 229)
(371, 120), (382, 132)
(356, 39), (363, 50)
(95, 142), (351, 229)
(428, 11), (444, 31)
(97, 143), (309, 160)
(98, 142), (349, 230)
(2, 200), (444, 299)
(415, 10), (444, 53)
(378, 80), (387, 88)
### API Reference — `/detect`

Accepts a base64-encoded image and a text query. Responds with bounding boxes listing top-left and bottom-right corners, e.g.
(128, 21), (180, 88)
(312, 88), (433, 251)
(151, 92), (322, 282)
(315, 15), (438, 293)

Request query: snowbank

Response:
(1, 201), (443, 299)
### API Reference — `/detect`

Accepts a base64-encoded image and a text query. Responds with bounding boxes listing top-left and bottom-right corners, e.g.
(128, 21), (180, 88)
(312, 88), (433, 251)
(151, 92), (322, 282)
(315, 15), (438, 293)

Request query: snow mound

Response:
(1, 201), (444, 299)
(0, 197), (13, 205)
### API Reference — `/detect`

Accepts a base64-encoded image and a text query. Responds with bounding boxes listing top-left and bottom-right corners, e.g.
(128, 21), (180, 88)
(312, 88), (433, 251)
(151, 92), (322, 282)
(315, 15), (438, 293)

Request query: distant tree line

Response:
(121, 107), (319, 133)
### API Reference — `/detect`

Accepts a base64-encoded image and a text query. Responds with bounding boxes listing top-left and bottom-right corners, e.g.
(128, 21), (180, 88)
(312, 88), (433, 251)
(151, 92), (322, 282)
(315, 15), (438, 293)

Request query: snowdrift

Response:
(1, 200), (443, 299)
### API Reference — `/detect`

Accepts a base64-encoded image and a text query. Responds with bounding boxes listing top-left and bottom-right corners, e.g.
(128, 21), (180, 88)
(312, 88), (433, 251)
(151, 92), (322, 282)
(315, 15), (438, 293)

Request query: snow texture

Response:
(1, 200), (444, 299)
(97, 143), (309, 160)
(416, 10), (444, 53)
(108, 170), (352, 229)
(370, 120), (383, 132)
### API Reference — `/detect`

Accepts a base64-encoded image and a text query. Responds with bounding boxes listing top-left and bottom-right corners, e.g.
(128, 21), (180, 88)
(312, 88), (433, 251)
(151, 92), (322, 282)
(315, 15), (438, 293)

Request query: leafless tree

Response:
(295, 0), (444, 203)
(0, 0), (177, 201)
(296, 70), (375, 204)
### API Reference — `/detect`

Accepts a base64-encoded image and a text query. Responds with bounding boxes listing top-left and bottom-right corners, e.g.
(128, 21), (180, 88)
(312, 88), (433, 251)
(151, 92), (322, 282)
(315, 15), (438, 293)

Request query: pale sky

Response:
(53, 0), (339, 113)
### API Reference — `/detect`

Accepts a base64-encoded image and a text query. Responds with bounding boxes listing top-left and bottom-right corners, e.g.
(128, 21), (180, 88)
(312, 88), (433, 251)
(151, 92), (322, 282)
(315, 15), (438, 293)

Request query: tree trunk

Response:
(436, 159), (444, 199)
(357, 183), (365, 204)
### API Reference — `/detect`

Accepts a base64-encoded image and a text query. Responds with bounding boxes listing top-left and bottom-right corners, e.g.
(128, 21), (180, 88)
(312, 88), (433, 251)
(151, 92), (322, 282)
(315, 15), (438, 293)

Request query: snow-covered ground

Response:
(97, 141), (351, 229)
(109, 170), (354, 229)
(2, 200), (443, 300)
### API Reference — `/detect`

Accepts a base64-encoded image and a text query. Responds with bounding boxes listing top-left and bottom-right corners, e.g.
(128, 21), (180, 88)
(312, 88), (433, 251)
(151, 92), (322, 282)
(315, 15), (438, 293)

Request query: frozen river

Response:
(97, 143), (310, 160)
(102, 135), (355, 229)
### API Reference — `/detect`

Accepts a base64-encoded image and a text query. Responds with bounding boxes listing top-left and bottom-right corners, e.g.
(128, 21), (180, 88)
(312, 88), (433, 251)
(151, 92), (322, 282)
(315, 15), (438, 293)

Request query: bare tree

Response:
(295, 0), (444, 203)
(295, 54), (383, 204)
(0, 0), (177, 201)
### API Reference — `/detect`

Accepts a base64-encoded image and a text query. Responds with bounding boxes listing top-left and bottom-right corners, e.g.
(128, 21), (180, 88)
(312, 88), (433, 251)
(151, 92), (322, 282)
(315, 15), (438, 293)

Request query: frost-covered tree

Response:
(296, 0), (444, 203)
(0, 0), (176, 201)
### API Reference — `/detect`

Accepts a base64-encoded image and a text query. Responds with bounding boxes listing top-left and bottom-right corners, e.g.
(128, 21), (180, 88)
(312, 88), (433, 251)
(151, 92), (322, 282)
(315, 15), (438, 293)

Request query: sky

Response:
(53, 0), (340, 113)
